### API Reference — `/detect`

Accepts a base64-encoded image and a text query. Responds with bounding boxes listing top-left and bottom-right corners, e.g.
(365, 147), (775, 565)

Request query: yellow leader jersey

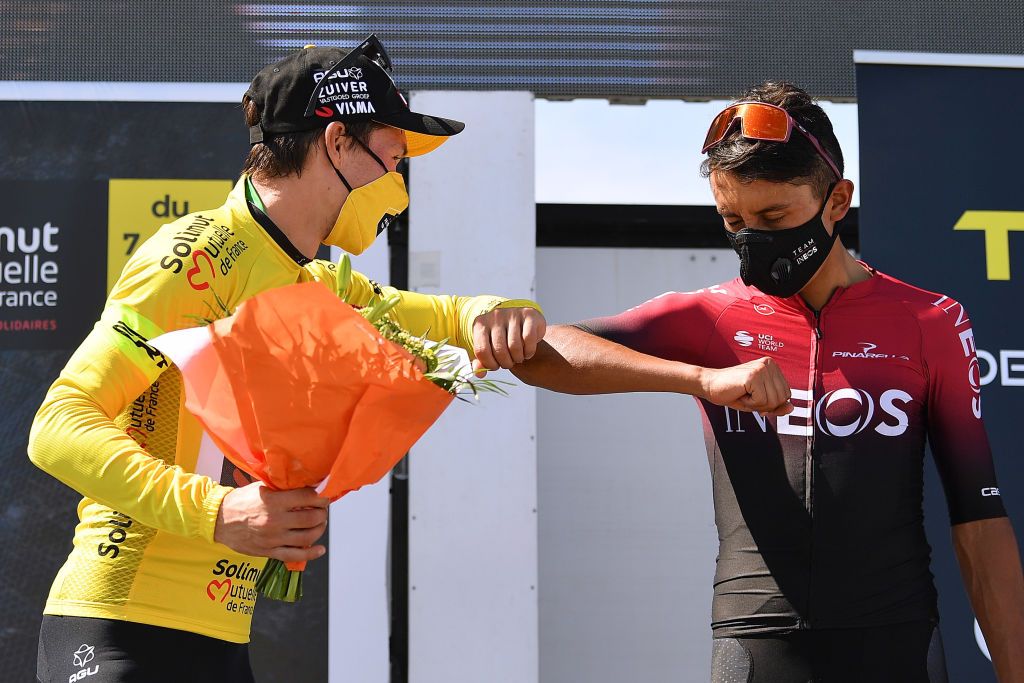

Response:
(28, 177), (539, 643)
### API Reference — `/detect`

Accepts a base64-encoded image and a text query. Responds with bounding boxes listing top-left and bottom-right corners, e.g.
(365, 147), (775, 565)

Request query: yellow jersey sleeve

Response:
(28, 227), (234, 543)
(305, 259), (542, 354)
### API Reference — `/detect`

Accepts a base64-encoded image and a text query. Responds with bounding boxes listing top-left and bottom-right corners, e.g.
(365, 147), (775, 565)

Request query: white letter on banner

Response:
(1000, 350), (1024, 387)
(977, 349), (998, 386)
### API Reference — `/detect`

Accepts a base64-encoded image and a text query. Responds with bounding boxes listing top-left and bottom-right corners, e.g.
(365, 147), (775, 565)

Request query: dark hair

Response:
(700, 81), (844, 199)
(240, 95), (381, 179)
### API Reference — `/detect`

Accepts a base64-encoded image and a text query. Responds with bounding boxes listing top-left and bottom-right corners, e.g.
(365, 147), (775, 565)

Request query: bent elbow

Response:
(27, 382), (84, 475)
(27, 400), (59, 473)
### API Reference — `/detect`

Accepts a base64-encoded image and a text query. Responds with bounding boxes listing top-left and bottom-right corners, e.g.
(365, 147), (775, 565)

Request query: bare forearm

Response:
(954, 517), (1024, 682)
(510, 324), (706, 396)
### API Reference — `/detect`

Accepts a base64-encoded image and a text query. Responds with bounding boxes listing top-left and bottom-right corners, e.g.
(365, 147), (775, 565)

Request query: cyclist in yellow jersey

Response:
(29, 36), (546, 683)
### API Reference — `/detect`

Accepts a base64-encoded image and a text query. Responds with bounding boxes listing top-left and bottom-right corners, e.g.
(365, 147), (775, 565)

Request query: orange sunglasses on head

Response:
(702, 101), (842, 180)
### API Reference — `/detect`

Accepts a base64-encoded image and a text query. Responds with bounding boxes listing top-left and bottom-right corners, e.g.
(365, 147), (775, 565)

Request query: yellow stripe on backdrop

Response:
(107, 179), (232, 293)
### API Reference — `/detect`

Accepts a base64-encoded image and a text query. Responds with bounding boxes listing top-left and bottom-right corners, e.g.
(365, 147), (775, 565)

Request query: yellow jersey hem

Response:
(43, 600), (250, 644)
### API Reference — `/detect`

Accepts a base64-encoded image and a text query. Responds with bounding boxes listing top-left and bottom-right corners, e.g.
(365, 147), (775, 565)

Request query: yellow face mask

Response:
(324, 137), (409, 255)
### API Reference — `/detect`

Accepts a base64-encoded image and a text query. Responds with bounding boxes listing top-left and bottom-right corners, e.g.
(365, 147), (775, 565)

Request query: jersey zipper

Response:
(801, 308), (825, 630)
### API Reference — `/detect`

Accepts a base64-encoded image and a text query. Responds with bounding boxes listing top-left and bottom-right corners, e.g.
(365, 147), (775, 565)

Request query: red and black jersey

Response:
(577, 265), (1006, 637)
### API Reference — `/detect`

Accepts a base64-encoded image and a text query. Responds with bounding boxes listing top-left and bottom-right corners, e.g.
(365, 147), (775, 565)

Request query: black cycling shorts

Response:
(37, 615), (255, 683)
(711, 620), (948, 683)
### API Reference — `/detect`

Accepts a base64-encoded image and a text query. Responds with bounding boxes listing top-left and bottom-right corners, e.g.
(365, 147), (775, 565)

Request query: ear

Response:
(322, 121), (351, 163)
(827, 179), (854, 224)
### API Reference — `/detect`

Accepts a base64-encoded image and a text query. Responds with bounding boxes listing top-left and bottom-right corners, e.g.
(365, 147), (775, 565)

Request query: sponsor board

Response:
(106, 179), (232, 293)
(0, 179), (232, 349)
(858, 57), (1024, 680)
(953, 210), (1024, 281)
(0, 181), (106, 348)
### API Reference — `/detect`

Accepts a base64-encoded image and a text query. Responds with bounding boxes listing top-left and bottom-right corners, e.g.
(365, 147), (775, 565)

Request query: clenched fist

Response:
(472, 307), (547, 373)
(701, 357), (793, 416)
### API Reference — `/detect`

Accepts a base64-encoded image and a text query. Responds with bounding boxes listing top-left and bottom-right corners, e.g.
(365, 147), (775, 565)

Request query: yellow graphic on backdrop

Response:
(954, 210), (1024, 281)
(107, 180), (232, 293)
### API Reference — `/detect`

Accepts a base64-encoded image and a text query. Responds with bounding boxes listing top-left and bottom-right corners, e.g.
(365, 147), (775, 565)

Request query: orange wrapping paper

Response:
(168, 281), (454, 567)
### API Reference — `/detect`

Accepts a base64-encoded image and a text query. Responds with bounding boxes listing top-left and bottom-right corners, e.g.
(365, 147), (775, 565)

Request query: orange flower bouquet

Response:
(152, 272), (505, 601)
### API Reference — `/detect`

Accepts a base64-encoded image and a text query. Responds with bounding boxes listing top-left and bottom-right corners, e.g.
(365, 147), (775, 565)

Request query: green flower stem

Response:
(255, 559), (304, 602)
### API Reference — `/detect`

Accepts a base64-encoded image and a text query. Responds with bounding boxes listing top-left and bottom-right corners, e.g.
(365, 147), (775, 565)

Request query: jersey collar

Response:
(746, 261), (881, 314)
(241, 176), (312, 267)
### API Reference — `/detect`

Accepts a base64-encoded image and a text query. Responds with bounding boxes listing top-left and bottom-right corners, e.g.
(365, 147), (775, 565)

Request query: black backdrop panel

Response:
(0, 181), (106, 349)
(0, 100), (327, 683)
(857, 59), (1024, 682)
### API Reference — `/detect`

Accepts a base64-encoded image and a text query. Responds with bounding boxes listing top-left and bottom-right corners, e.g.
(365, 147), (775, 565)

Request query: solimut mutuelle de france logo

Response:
(0, 220), (61, 332)
(206, 558), (261, 616)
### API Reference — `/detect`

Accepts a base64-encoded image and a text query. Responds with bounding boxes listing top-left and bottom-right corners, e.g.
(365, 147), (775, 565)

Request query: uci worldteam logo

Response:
(734, 330), (785, 353)
(734, 330), (754, 347)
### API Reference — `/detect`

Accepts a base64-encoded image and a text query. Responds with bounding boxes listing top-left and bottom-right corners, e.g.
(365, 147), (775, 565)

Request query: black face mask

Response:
(725, 185), (837, 298)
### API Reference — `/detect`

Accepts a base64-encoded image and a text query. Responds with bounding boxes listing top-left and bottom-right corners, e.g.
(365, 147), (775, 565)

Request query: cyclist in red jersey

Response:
(514, 82), (1024, 682)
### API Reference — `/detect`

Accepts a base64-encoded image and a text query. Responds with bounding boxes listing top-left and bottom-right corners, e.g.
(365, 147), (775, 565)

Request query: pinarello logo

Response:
(315, 106), (334, 118)
(734, 331), (754, 347)
(207, 578), (232, 602)
(186, 249), (216, 291)
(832, 342), (910, 361)
(754, 303), (775, 316)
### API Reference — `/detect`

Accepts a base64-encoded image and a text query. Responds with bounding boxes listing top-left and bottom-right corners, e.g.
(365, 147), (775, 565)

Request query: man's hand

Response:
(700, 357), (793, 416)
(214, 482), (329, 563)
(472, 307), (547, 373)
